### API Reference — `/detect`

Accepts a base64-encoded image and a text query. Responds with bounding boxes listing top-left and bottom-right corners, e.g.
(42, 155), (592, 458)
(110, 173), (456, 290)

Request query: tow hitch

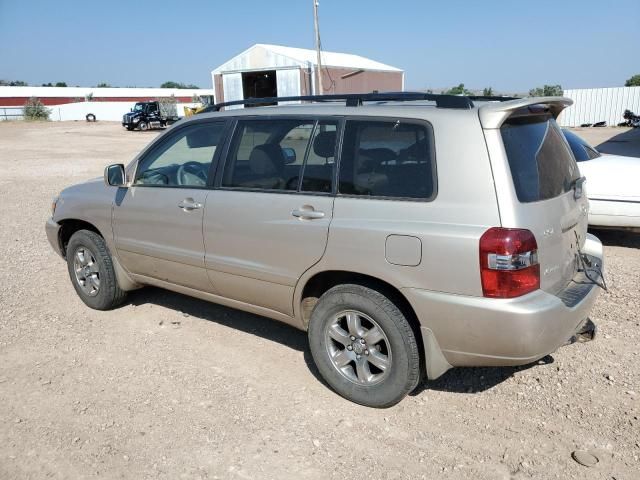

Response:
(567, 318), (597, 344)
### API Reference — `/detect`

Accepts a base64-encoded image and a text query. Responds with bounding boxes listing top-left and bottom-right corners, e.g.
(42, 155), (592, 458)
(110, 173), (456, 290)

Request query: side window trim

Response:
(205, 119), (234, 187)
(336, 116), (437, 202)
(295, 121), (319, 192)
(132, 119), (228, 189)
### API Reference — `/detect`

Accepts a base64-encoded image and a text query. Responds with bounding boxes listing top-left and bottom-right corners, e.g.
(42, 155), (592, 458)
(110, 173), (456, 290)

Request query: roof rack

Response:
(467, 95), (520, 102)
(202, 92), (521, 113)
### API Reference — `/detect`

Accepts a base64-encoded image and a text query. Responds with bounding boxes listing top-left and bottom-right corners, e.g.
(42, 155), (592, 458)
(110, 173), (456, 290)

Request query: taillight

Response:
(479, 227), (540, 298)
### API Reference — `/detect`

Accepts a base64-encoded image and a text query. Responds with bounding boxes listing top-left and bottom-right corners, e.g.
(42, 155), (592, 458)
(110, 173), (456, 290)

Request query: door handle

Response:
(178, 199), (203, 211)
(292, 206), (325, 220)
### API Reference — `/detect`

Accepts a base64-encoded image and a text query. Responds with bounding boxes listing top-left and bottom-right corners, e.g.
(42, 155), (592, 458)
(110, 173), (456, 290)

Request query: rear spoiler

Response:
(478, 96), (573, 129)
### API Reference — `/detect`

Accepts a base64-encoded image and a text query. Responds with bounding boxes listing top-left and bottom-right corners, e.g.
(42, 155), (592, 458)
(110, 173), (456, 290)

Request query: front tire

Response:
(66, 230), (126, 310)
(308, 284), (421, 407)
(138, 121), (149, 131)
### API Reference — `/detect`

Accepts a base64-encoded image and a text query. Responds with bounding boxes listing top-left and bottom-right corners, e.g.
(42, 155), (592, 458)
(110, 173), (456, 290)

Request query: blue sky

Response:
(1, 0), (638, 92)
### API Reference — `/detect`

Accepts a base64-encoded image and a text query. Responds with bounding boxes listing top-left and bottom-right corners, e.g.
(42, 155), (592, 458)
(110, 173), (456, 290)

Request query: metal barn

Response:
(211, 44), (403, 107)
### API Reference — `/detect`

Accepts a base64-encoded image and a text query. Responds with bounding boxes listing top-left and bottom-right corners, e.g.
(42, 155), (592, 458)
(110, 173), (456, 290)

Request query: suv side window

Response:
(339, 119), (436, 200)
(134, 122), (224, 187)
(222, 118), (336, 192)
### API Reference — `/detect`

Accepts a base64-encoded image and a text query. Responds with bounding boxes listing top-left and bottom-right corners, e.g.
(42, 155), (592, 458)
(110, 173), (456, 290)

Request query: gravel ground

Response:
(0, 122), (638, 480)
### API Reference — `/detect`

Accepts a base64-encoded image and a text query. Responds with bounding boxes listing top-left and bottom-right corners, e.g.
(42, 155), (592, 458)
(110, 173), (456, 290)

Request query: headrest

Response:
(359, 148), (397, 164)
(313, 131), (336, 158)
(249, 144), (285, 175)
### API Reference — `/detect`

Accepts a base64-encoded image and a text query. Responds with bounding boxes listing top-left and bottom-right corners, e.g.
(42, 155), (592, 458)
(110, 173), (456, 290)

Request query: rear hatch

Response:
(481, 98), (588, 294)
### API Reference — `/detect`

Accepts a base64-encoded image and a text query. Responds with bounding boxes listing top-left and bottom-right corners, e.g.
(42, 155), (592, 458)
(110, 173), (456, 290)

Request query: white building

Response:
(211, 43), (404, 106)
(0, 86), (215, 121)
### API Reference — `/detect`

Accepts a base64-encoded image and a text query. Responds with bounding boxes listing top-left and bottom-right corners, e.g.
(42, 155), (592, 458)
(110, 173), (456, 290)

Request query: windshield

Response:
(562, 129), (601, 162)
(133, 103), (145, 112)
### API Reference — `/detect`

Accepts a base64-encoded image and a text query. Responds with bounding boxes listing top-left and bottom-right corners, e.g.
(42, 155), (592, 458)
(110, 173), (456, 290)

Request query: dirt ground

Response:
(0, 122), (638, 480)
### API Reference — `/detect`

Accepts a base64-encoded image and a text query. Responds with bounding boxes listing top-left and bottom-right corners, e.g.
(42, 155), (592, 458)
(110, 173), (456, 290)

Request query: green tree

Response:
(445, 83), (471, 95)
(96, 82), (111, 88)
(0, 80), (28, 86)
(161, 81), (199, 89)
(625, 74), (640, 87)
(528, 84), (563, 97)
(55, 82), (67, 87)
(23, 97), (50, 120)
(483, 87), (494, 96)
(41, 82), (53, 87)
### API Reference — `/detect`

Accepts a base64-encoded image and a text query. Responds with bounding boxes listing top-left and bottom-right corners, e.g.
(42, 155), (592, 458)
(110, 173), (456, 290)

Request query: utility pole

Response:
(313, 0), (324, 95)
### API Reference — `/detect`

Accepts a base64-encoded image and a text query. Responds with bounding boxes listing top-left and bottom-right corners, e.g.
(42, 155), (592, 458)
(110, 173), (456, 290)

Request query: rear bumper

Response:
(45, 218), (63, 257)
(404, 233), (603, 373)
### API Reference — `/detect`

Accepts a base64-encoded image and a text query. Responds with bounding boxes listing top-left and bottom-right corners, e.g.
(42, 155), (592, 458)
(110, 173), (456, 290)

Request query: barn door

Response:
(276, 69), (301, 104)
(222, 73), (243, 109)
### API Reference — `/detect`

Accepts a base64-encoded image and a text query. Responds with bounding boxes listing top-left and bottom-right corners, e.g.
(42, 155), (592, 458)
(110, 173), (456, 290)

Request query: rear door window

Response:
(221, 118), (337, 193)
(501, 117), (580, 202)
(338, 119), (436, 200)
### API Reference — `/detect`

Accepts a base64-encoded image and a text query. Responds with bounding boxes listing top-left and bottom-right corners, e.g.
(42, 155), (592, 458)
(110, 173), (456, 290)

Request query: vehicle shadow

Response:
(126, 287), (329, 386)
(412, 355), (555, 395)
(589, 228), (640, 248)
(595, 128), (640, 157)
(127, 287), (555, 396)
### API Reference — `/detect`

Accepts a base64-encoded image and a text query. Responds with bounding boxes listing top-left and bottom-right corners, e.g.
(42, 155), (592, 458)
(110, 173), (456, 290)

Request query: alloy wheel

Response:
(73, 246), (100, 297)
(325, 310), (392, 386)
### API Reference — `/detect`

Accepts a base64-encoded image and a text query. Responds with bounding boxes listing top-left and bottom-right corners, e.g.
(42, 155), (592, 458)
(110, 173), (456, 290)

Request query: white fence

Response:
(558, 86), (640, 127)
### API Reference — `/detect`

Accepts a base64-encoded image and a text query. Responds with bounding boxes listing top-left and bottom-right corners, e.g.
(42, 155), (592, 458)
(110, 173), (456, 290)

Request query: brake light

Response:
(479, 227), (540, 298)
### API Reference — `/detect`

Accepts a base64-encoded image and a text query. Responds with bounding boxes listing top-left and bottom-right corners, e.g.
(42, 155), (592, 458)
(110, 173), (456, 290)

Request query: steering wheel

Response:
(177, 161), (207, 186)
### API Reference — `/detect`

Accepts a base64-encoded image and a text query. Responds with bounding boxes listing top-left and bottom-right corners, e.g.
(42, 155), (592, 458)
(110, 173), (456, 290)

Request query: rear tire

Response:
(66, 230), (127, 310)
(308, 284), (421, 407)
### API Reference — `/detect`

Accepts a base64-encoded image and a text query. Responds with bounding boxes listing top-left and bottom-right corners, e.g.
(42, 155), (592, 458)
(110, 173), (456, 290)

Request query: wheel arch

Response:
(298, 270), (427, 374)
(57, 218), (103, 258)
(57, 218), (140, 291)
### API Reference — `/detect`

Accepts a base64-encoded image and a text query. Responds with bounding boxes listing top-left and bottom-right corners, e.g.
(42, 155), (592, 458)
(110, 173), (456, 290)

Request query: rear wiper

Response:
(570, 176), (586, 200)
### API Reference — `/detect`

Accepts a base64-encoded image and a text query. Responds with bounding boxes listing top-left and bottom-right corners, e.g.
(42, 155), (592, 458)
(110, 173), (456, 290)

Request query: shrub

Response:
(24, 97), (51, 120)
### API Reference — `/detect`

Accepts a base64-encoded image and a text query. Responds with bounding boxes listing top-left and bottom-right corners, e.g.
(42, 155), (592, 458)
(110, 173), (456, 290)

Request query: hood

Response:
(579, 153), (640, 201)
(60, 177), (103, 195)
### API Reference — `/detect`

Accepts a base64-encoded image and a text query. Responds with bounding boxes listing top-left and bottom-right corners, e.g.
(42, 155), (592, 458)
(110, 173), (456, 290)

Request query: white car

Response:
(563, 129), (640, 231)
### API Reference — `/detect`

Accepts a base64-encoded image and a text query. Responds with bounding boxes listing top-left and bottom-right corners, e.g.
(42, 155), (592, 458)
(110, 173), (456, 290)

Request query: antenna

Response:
(313, 0), (324, 95)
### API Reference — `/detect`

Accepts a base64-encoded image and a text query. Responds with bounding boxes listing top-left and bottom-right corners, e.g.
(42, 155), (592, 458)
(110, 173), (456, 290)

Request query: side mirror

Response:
(282, 147), (297, 164)
(104, 164), (126, 187)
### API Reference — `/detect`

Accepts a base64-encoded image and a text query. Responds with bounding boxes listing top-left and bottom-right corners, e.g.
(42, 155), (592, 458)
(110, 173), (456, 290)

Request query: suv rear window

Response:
(339, 120), (435, 200)
(501, 116), (580, 203)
